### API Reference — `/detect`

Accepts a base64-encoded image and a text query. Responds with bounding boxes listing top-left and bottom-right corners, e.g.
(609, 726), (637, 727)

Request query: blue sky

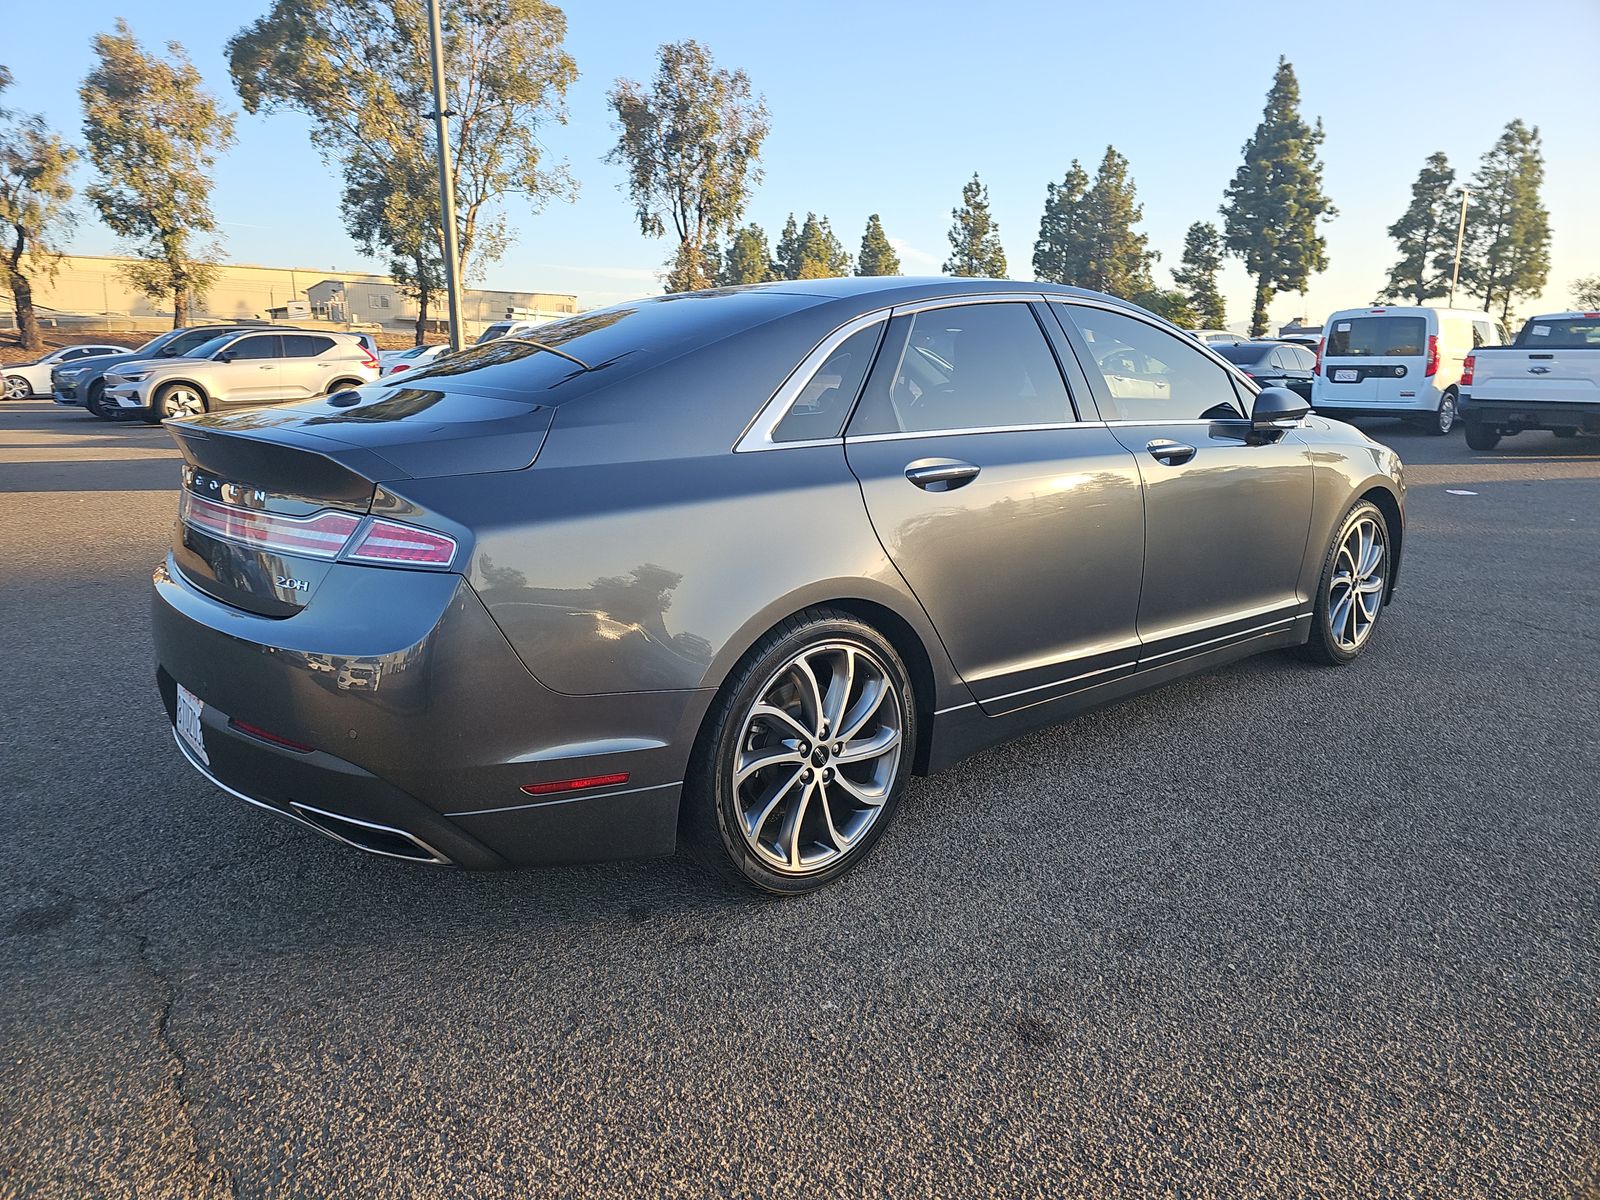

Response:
(7, 0), (1598, 327)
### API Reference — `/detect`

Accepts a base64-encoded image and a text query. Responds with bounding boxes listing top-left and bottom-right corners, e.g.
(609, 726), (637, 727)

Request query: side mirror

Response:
(1251, 386), (1309, 430)
(216, 350), (235, 363)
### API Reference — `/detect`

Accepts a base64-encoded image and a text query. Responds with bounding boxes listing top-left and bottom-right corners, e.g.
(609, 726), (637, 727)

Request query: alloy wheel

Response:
(161, 386), (205, 419)
(732, 640), (904, 875)
(1328, 516), (1387, 652)
(1436, 393), (1457, 434)
(4, 376), (28, 400)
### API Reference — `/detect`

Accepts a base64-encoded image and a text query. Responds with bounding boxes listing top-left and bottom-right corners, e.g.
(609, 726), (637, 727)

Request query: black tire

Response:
(146, 382), (207, 424)
(4, 374), (30, 401)
(1422, 388), (1458, 436)
(1464, 422), (1501, 451)
(326, 378), (363, 395)
(1297, 499), (1392, 667)
(84, 381), (117, 420)
(682, 607), (918, 895)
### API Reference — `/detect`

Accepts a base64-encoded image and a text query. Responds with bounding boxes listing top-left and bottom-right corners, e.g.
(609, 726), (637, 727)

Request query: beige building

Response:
(5, 254), (577, 339)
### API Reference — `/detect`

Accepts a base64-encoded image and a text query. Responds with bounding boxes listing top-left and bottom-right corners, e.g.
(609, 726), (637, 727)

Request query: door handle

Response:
(259, 365), (274, 370)
(1146, 439), (1196, 466)
(904, 458), (980, 491)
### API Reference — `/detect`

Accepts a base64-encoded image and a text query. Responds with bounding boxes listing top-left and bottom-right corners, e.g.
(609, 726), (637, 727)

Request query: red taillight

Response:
(390, 364), (410, 373)
(1314, 337), (1324, 374)
(1425, 334), (1440, 377)
(361, 346), (380, 370)
(229, 718), (314, 753)
(345, 518), (457, 566)
(520, 772), (630, 797)
(1461, 354), (1475, 386)
(180, 492), (360, 559)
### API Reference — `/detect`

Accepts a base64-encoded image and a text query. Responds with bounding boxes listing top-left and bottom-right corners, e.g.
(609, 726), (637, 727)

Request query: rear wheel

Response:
(683, 608), (917, 895)
(1421, 388), (1458, 436)
(1464, 422), (1501, 451)
(326, 377), (363, 395)
(1298, 499), (1391, 666)
(146, 382), (207, 424)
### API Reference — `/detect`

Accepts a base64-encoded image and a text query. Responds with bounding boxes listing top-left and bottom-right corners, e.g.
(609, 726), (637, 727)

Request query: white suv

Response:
(106, 330), (381, 422)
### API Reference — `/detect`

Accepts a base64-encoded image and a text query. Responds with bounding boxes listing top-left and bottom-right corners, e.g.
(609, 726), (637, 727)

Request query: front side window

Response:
(1325, 316), (1427, 358)
(771, 323), (883, 443)
(226, 335), (280, 360)
(851, 302), (1073, 435)
(1065, 305), (1244, 422)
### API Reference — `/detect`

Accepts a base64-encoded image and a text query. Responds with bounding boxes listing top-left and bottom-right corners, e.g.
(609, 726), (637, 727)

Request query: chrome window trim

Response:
(888, 291), (1050, 316)
(733, 310), (890, 452)
(847, 419), (1106, 444)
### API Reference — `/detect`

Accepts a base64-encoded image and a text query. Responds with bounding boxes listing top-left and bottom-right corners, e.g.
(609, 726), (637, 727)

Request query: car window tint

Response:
(862, 303), (1072, 435)
(284, 335), (337, 358)
(772, 324), (883, 443)
(228, 335), (280, 360)
(61, 348), (92, 361)
(1067, 306), (1245, 422)
(1326, 316), (1426, 357)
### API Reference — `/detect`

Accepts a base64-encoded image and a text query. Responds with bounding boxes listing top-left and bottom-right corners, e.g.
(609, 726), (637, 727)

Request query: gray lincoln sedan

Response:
(152, 277), (1404, 894)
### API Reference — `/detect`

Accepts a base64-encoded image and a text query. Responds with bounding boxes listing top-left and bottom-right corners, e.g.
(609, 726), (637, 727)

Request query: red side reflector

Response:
(229, 718), (314, 753)
(346, 518), (457, 567)
(520, 772), (630, 797)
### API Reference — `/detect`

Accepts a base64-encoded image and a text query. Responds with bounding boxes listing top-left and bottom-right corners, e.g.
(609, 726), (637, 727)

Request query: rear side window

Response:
(1213, 344), (1272, 367)
(284, 335), (337, 357)
(1515, 317), (1600, 349)
(1325, 316), (1427, 358)
(850, 303), (1074, 435)
(772, 324), (883, 443)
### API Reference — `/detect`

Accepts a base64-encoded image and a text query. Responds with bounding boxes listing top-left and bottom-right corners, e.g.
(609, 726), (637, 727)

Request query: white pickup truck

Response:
(1459, 312), (1600, 450)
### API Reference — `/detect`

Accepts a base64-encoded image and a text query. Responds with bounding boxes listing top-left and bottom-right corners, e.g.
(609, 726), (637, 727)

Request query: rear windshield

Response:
(1325, 316), (1427, 358)
(1213, 343), (1273, 365)
(1515, 317), (1600, 349)
(398, 291), (818, 401)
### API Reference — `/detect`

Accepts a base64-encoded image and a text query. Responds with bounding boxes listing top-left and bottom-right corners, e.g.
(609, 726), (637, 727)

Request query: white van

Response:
(1311, 306), (1506, 435)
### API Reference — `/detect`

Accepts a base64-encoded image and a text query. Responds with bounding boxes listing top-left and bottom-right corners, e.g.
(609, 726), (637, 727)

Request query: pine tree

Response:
(1379, 152), (1458, 304)
(720, 223), (774, 285)
(856, 213), (900, 276)
(1171, 221), (1226, 328)
(1033, 160), (1090, 284)
(774, 212), (850, 279)
(1461, 120), (1550, 323)
(1220, 57), (1335, 336)
(80, 21), (236, 326)
(945, 173), (1006, 278)
(1080, 145), (1155, 298)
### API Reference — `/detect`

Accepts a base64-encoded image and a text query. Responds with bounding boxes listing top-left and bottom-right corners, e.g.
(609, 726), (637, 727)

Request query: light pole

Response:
(1448, 188), (1471, 307)
(425, 0), (466, 351)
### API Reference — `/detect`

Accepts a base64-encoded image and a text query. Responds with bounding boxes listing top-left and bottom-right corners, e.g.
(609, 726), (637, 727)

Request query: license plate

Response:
(1333, 369), (1359, 382)
(176, 683), (210, 766)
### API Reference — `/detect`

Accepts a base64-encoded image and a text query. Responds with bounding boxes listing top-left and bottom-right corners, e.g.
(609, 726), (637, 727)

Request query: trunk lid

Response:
(1473, 349), (1600, 406)
(164, 384), (555, 617)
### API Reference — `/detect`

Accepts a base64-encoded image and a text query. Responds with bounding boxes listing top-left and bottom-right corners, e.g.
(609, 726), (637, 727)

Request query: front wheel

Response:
(146, 382), (207, 424)
(1298, 499), (1392, 666)
(4, 375), (29, 400)
(683, 608), (917, 894)
(1464, 422), (1501, 451)
(84, 382), (118, 420)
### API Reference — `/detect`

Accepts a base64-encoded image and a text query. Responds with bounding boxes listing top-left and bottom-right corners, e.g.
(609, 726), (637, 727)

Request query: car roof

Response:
(1324, 306), (1488, 320)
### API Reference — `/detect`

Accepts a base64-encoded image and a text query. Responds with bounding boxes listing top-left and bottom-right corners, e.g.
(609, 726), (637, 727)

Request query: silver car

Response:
(151, 278), (1405, 894)
(107, 330), (381, 421)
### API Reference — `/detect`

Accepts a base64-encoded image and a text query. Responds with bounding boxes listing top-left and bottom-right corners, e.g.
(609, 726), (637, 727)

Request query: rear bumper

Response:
(152, 555), (712, 869)
(1459, 396), (1600, 432)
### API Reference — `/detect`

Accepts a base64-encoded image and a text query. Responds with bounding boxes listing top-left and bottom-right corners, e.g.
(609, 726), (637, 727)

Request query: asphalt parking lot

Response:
(1, 399), (1596, 1199)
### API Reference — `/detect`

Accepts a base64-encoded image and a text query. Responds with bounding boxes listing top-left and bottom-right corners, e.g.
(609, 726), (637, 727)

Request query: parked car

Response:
(1311, 306), (1506, 435)
(1188, 328), (1245, 345)
(475, 319), (546, 344)
(380, 344), (450, 377)
(107, 330), (381, 421)
(1460, 311), (1600, 449)
(55, 325), (274, 418)
(152, 278), (1404, 894)
(1211, 340), (1317, 401)
(4, 343), (129, 399)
